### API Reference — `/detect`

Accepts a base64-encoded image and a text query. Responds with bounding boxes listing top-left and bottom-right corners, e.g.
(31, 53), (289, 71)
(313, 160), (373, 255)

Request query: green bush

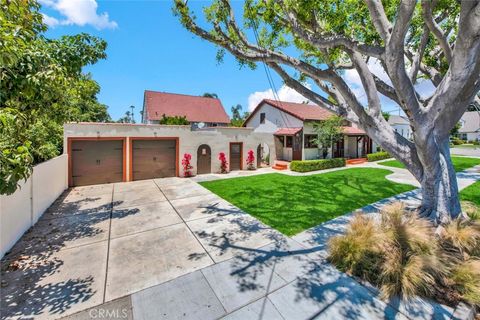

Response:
(452, 138), (465, 145)
(367, 152), (391, 162)
(290, 158), (345, 172)
(473, 140), (479, 146)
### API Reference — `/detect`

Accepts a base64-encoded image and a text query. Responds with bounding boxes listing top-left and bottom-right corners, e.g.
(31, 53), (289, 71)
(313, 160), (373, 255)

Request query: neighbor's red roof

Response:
(144, 91), (230, 124)
(342, 126), (366, 135)
(274, 127), (303, 135)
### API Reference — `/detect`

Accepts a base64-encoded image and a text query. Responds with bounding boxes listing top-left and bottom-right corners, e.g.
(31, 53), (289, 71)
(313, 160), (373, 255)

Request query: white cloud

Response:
(247, 84), (312, 111)
(343, 58), (436, 108)
(40, 0), (117, 30)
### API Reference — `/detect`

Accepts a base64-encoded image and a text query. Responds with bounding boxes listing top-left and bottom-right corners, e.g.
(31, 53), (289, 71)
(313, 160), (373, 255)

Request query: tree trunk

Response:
(416, 138), (463, 224)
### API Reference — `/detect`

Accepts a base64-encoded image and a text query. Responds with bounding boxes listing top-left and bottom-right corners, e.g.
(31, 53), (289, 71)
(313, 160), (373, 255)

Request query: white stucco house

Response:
(387, 115), (412, 140)
(458, 111), (480, 141)
(243, 99), (374, 161)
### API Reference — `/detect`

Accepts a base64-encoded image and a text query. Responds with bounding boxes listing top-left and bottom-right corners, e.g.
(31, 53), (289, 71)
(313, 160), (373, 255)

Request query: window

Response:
(304, 134), (318, 148)
(260, 113), (266, 124)
(286, 136), (293, 148)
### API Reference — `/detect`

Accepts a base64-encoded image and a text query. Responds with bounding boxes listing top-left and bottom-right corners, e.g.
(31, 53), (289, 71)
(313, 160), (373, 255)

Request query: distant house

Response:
(388, 115), (412, 140)
(243, 99), (373, 161)
(458, 111), (480, 141)
(142, 90), (230, 127)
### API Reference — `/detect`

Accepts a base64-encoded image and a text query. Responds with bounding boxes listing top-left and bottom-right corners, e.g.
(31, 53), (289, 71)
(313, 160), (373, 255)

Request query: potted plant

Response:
(246, 149), (256, 170)
(218, 152), (228, 173)
(182, 153), (193, 177)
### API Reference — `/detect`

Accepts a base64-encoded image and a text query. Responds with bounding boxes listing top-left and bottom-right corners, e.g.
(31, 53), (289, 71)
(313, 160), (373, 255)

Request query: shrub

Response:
(451, 138), (465, 145)
(462, 201), (480, 221)
(218, 152), (228, 173)
(328, 201), (480, 306)
(246, 149), (255, 170)
(182, 153), (193, 177)
(451, 260), (480, 306)
(367, 151), (391, 162)
(473, 140), (480, 146)
(290, 158), (345, 172)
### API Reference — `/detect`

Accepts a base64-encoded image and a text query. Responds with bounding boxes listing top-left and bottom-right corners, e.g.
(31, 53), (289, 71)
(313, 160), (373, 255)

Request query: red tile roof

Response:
(144, 91), (230, 124)
(342, 126), (366, 135)
(274, 127), (303, 135)
(261, 99), (334, 121)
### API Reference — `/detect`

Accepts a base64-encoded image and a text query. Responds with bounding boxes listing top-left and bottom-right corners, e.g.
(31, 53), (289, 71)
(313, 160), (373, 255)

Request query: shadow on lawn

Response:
(0, 187), (140, 319)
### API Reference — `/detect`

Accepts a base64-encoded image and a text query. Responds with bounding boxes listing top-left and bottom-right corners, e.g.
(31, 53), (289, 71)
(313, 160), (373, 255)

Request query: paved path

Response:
(2, 165), (478, 320)
(450, 147), (480, 157)
(60, 166), (480, 320)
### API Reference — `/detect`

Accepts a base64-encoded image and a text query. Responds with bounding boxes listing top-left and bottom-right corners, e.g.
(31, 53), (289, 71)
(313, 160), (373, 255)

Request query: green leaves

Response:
(0, 0), (109, 195)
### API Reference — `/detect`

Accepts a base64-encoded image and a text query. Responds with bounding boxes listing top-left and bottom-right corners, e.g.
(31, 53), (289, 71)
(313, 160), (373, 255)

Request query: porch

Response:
(274, 127), (373, 161)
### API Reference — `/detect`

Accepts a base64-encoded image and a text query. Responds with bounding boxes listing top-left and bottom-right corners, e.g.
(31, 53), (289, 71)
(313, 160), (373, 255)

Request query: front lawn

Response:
(200, 168), (414, 236)
(461, 181), (480, 206)
(379, 156), (480, 172)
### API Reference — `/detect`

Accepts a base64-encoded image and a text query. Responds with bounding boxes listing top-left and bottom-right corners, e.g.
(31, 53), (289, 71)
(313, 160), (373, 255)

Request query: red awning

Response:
(274, 127), (303, 136)
(342, 126), (366, 135)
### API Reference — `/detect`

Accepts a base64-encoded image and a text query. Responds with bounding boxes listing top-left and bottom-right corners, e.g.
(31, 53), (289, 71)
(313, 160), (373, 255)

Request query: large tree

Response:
(1, 0), (110, 194)
(174, 0), (480, 224)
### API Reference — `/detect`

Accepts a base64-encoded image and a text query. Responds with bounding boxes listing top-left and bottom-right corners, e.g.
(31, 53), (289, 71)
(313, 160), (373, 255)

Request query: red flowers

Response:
(246, 149), (255, 170)
(182, 153), (193, 177)
(218, 152), (228, 173)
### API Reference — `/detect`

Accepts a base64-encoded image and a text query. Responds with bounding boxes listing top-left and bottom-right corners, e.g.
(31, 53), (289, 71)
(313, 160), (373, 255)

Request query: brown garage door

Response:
(229, 142), (242, 171)
(71, 140), (124, 187)
(132, 139), (177, 181)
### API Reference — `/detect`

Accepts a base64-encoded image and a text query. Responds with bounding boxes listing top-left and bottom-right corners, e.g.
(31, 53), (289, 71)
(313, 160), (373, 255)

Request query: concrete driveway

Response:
(0, 178), (280, 319)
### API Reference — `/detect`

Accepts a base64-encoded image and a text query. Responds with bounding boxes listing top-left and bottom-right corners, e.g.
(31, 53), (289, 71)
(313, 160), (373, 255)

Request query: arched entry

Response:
(256, 143), (270, 168)
(197, 144), (211, 174)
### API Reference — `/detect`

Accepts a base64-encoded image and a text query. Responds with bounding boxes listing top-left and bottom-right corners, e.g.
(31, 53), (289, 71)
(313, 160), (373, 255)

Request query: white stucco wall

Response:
(391, 123), (411, 139)
(1, 155), (68, 258)
(63, 123), (275, 178)
(244, 103), (303, 133)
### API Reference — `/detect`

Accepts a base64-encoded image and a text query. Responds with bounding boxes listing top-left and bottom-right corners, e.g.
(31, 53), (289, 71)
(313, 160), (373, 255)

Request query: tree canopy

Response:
(175, 0), (480, 223)
(313, 116), (345, 159)
(0, 0), (110, 195)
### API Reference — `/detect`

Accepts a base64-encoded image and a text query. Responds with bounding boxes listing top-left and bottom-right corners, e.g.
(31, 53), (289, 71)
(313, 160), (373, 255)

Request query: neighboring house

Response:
(388, 115), (412, 140)
(142, 90), (230, 127)
(243, 99), (373, 161)
(458, 111), (480, 141)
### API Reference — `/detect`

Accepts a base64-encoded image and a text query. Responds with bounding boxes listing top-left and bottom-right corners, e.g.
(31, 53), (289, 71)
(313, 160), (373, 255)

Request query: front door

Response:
(292, 131), (303, 161)
(197, 144), (211, 174)
(333, 138), (345, 158)
(229, 142), (242, 171)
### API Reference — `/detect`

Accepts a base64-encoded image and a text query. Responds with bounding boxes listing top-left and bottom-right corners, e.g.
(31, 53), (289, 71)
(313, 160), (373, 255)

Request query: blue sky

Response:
(40, 1), (409, 122)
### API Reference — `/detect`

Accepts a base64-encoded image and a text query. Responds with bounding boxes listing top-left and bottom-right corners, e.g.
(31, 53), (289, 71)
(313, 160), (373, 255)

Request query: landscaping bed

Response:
(200, 168), (415, 235)
(379, 156), (480, 172)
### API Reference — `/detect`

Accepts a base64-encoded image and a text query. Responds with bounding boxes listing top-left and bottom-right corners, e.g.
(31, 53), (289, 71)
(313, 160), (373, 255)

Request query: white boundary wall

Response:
(0, 154), (68, 258)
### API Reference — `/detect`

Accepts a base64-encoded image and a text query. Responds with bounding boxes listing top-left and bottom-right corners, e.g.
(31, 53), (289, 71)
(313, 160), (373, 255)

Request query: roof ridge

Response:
(144, 90), (220, 101)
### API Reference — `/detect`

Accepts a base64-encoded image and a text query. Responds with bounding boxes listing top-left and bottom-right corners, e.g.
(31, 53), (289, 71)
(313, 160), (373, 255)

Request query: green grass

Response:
(461, 181), (480, 206)
(379, 156), (480, 172)
(199, 168), (415, 236)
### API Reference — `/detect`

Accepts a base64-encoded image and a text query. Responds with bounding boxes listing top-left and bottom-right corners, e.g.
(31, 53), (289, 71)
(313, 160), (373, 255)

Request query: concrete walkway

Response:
(1, 164), (479, 319)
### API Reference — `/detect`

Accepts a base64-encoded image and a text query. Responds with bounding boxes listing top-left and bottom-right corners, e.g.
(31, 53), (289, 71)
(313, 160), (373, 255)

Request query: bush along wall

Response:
(290, 158), (345, 172)
(367, 151), (391, 162)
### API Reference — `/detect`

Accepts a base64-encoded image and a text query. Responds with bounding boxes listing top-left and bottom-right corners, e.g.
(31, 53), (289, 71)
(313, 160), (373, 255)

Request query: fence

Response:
(0, 154), (68, 258)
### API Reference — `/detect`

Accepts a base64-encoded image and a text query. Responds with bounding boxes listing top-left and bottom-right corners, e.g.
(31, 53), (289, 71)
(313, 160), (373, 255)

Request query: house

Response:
(141, 90), (230, 127)
(243, 99), (373, 161)
(388, 115), (412, 140)
(458, 111), (480, 141)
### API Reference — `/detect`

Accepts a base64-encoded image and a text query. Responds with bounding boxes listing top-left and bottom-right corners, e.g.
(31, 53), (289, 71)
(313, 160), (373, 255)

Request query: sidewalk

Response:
(63, 168), (480, 320)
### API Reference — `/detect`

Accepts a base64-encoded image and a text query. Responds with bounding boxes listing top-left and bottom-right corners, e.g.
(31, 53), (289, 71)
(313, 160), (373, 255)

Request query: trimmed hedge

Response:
(367, 152), (391, 162)
(290, 158), (345, 172)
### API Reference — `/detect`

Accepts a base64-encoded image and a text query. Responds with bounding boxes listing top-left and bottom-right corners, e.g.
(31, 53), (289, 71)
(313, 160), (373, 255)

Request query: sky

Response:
(39, 0), (432, 122)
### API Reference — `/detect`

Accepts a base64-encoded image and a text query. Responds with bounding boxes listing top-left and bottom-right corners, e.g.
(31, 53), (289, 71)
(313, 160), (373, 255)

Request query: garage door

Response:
(71, 140), (124, 186)
(132, 139), (177, 181)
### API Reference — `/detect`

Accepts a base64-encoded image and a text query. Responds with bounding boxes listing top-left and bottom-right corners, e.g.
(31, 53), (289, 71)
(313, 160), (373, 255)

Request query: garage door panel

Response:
(71, 140), (124, 187)
(132, 140), (177, 181)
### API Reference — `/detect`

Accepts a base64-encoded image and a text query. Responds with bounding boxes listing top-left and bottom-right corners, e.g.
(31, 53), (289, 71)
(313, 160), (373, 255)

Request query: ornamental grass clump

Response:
(328, 202), (480, 307)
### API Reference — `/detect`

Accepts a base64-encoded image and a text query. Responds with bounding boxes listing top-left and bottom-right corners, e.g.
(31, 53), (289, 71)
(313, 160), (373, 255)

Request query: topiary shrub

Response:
(367, 151), (391, 162)
(290, 158), (345, 172)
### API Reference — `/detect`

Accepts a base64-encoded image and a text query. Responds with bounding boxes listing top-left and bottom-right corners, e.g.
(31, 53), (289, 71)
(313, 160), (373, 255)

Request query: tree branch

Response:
(421, 0), (453, 63)
(364, 0), (392, 41)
